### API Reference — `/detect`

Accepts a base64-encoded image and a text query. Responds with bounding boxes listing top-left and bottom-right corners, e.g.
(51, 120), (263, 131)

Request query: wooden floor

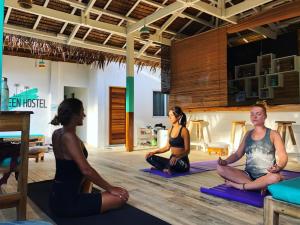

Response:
(1, 147), (300, 225)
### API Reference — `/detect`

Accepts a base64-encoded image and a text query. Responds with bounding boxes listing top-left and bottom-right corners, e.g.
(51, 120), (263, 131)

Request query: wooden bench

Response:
(264, 196), (300, 225)
(207, 142), (229, 156)
(28, 146), (47, 162)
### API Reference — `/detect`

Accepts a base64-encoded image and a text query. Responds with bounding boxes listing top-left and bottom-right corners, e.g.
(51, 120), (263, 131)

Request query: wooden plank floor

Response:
(1, 147), (300, 225)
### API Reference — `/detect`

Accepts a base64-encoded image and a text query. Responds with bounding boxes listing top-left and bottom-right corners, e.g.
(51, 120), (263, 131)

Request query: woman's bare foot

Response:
(150, 167), (156, 170)
(163, 169), (172, 175)
(225, 180), (243, 190)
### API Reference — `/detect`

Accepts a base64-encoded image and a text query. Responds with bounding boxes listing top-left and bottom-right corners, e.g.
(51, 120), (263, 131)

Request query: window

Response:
(153, 91), (169, 116)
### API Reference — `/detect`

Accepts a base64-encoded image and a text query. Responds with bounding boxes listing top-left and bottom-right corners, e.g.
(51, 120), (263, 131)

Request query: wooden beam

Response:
(6, 0), (170, 46)
(225, 0), (273, 18)
(227, 0), (300, 34)
(127, 1), (186, 34)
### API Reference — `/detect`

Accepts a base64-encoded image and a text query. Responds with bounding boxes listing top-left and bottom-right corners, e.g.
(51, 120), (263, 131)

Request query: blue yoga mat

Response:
(200, 170), (300, 208)
(141, 160), (244, 178)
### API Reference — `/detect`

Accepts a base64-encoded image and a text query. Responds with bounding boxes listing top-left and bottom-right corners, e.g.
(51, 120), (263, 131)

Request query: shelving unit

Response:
(272, 55), (300, 73)
(246, 76), (259, 98)
(229, 54), (300, 102)
(259, 87), (274, 99)
(267, 73), (283, 87)
(235, 63), (257, 79)
(257, 53), (275, 75)
(137, 128), (154, 146)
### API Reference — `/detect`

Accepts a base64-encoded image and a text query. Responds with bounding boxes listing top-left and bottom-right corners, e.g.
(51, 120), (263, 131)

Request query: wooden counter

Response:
(185, 104), (300, 113)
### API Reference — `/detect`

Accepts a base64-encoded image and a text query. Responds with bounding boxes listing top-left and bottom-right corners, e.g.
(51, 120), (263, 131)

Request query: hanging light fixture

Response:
(18, 0), (33, 9)
(140, 26), (150, 40)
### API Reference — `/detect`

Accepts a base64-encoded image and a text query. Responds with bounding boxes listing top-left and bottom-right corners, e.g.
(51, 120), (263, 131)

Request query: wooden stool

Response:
(231, 120), (247, 147)
(275, 121), (297, 146)
(28, 146), (46, 162)
(207, 142), (229, 156)
(264, 196), (300, 225)
(189, 120), (211, 150)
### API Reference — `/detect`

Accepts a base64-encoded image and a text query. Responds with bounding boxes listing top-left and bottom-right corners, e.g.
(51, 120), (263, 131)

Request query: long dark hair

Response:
(170, 106), (187, 127)
(51, 98), (83, 126)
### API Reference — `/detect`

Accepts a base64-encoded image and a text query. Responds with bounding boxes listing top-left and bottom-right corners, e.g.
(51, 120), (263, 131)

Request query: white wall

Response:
(3, 56), (51, 138)
(188, 111), (300, 155)
(95, 62), (169, 148)
(2, 55), (168, 149)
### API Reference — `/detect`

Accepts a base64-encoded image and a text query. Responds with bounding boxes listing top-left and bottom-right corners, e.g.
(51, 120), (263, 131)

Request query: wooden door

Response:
(109, 87), (126, 145)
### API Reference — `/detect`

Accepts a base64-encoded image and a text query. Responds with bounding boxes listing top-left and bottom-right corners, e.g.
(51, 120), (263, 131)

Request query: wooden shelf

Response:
(257, 53), (276, 75)
(235, 63), (257, 79)
(230, 55), (300, 104)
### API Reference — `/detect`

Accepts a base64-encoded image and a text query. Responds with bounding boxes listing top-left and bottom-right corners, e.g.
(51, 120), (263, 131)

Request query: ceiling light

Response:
(18, 0), (33, 9)
(140, 26), (150, 40)
(242, 38), (249, 43)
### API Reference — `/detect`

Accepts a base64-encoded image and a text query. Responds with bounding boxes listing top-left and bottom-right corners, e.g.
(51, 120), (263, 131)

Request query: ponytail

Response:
(50, 115), (60, 126)
(179, 113), (187, 127)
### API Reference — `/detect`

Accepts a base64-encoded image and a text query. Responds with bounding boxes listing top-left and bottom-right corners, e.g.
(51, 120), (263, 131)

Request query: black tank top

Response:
(169, 126), (185, 148)
(54, 147), (88, 183)
(53, 136), (88, 194)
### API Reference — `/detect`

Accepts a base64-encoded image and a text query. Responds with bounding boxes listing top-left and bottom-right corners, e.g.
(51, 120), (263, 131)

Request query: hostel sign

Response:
(9, 88), (47, 110)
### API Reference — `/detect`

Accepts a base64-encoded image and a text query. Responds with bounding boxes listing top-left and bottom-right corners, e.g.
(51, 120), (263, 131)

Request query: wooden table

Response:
(0, 111), (32, 220)
(264, 196), (300, 225)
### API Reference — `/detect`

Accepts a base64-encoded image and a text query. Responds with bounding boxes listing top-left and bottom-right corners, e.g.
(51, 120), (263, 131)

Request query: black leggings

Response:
(146, 155), (190, 173)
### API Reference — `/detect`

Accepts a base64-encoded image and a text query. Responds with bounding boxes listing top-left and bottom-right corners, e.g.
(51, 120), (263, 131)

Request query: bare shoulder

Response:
(270, 129), (281, 139)
(52, 128), (61, 140)
(181, 126), (189, 135)
(61, 131), (77, 144)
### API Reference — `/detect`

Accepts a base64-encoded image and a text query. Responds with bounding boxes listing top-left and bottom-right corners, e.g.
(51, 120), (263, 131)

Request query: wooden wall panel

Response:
(109, 87), (126, 145)
(170, 28), (228, 110)
(298, 30), (300, 55)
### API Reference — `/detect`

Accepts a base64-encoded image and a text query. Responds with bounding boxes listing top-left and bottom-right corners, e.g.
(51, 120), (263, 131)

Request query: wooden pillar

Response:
(0, 1), (4, 107)
(126, 33), (134, 152)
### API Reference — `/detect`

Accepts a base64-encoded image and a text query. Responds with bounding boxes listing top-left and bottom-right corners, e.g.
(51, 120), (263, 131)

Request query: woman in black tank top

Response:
(50, 98), (129, 217)
(145, 106), (190, 174)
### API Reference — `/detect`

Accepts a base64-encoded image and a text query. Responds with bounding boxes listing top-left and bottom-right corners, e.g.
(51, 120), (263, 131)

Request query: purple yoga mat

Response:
(200, 170), (300, 208)
(141, 167), (209, 178)
(141, 160), (244, 178)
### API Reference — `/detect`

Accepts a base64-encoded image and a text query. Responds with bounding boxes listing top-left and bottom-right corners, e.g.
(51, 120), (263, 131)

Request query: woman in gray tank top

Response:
(216, 104), (288, 192)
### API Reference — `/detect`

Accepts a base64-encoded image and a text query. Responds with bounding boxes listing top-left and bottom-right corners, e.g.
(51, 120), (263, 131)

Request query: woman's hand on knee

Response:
(218, 157), (228, 166)
(267, 164), (283, 173)
(108, 186), (129, 202)
(169, 156), (178, 166)
(145, 151), (155, 159)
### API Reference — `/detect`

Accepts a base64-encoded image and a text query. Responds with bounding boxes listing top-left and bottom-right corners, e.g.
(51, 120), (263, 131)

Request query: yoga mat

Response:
(142, 160), (244, 178)
(200, 170), (300, 208)
(27, 180), (170, 225)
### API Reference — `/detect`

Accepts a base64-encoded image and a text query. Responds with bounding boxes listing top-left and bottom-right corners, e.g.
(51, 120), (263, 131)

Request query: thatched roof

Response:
(3, 0), (300, 67)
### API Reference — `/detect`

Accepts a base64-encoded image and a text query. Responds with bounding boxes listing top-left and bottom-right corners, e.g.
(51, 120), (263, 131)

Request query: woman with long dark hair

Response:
(50, 98), (129, 217)
(145, 106), (190, 174)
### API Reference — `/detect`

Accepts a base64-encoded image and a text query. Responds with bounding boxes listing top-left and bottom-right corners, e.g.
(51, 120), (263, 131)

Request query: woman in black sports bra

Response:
(145, 106), (190, 174)
(50, 98), (129, 217)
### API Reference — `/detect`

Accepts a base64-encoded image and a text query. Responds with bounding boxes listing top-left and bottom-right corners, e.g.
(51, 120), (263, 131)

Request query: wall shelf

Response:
(229, 54), (300, 103)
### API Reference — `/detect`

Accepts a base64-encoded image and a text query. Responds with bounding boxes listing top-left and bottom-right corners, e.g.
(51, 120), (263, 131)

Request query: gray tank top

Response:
(245, 128), (276, 179)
